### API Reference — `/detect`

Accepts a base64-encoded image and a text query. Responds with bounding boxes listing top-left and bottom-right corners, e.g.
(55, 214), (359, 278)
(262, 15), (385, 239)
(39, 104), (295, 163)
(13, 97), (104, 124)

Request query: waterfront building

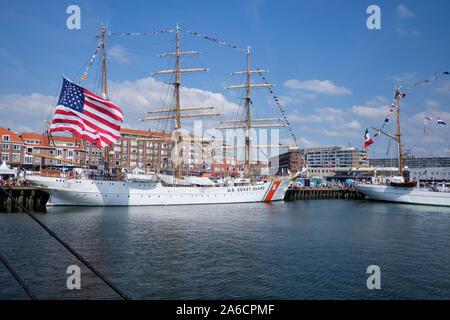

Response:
(211, 157), (239, 177)
(0, 127), (25, 166)
(109, 128), (217, 174)
(300, 146), (368, 168)
(369, 157), (450, 168)
(268, 147), (304, 175)
(236, 160), (269, 177)
(21, 133), (86, 168)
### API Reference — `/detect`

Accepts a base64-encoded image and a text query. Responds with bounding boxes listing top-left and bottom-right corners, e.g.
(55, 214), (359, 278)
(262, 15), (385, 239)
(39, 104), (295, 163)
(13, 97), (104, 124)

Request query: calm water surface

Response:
(0, 199), (449, 299)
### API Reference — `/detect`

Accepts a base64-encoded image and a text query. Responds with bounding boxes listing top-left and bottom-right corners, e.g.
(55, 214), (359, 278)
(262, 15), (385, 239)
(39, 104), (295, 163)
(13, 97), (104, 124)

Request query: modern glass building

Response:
(369, 157), (450, 168)
(299, 146), (368, 168)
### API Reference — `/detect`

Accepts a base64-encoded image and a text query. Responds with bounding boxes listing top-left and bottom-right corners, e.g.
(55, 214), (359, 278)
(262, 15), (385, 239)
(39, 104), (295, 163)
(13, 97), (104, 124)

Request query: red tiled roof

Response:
(0, 127), (23, 143)
(120, 128), (172, 137)
(21, 133), (84, 149)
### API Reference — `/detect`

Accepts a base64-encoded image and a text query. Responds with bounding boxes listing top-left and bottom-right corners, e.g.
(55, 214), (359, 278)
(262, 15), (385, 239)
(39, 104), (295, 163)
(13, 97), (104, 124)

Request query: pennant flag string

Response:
(80, 40), (102, 81)
(255, 69), (298, 147)
(185, 30), (247, 52)
(400, 70), (449, 90)
(111, 30), (175, 36)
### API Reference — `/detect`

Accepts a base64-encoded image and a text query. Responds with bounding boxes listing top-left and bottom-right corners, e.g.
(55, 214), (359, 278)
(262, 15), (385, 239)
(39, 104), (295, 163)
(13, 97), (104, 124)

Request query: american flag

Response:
(49, 77), (123, 148)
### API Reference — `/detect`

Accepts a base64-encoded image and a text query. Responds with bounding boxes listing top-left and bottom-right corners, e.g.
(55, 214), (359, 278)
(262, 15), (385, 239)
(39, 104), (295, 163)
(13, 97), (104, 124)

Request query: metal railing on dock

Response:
(0, 187), (49, 213)
(284, 187), (365, 201)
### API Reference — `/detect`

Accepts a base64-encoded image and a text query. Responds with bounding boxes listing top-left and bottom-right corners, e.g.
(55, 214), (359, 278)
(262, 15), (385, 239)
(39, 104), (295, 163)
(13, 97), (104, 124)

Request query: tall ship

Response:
(354, 89), (450, 207)
(26, 25), (298, 206)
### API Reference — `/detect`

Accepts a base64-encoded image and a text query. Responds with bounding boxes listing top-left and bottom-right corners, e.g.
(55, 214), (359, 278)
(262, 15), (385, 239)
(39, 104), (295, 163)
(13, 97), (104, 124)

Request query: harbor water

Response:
(0, 199), (449, 299)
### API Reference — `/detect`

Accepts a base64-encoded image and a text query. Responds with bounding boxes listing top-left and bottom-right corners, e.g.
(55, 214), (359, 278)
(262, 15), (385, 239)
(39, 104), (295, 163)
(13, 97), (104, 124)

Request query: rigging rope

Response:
(255, 69), (298, 147)
(0, 187), (130, 300)
(0, 252), (37, 300)
(184, 30), (246, 52)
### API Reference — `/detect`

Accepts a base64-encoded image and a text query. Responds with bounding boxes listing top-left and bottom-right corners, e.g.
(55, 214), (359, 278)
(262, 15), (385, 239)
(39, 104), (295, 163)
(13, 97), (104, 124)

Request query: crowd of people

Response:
(0, 176), (29, 187)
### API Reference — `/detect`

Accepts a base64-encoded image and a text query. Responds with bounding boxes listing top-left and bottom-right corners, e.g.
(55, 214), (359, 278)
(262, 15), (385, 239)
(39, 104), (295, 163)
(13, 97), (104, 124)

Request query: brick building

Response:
(211, 157), (239, 177)
(21, 133), (86, 168)
(0, 127), (25, 165)
(269, 148), (304, 175)
(0, 126), (238, 175)
(108, 128), (214, 174)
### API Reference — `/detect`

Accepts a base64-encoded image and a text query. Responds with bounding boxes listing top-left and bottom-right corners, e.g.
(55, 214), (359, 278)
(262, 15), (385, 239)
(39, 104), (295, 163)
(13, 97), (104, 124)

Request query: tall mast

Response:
(97, 24), (109, 171)
(141, 25), (220, 180)
(395, 89), (403, 176)
(175, 25), (181, 132)
(101, 25), (108, 99)
(245, 47), (252, 179)
(175, 25), (182, 178)
(221, 48), (288, 180)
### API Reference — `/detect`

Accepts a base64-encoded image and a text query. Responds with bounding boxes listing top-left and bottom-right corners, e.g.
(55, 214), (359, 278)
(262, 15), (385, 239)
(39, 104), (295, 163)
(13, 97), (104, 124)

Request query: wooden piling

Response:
(284, 187), (364, 202)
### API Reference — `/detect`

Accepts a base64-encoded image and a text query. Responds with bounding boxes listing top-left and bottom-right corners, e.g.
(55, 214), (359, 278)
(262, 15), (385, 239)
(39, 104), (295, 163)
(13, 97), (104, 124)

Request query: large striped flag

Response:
(49, 77), (123, 148)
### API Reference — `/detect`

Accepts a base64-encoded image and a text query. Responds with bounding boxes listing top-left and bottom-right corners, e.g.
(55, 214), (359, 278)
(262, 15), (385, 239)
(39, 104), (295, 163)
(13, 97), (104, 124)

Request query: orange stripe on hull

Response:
(264, 181), (281, 201)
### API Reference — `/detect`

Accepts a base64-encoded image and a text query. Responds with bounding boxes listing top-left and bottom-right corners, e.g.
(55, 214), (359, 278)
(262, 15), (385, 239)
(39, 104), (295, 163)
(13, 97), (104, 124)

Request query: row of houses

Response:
(0, 126), (245, 176)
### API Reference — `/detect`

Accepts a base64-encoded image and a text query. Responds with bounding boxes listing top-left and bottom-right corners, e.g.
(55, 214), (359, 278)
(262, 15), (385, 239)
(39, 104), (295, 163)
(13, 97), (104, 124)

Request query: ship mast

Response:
(95, 24), (110, 171)
(218, 47), (287, 180)
(141, 25), (221, 179)
(395, 89), (403, 177)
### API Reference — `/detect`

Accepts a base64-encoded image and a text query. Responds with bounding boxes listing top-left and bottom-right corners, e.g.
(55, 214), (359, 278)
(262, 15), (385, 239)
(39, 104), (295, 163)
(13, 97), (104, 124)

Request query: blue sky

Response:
(0, 0), (449, 158)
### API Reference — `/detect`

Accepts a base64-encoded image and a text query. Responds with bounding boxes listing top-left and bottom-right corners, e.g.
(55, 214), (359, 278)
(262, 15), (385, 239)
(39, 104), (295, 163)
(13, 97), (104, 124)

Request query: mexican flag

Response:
(364, 128), (373, 148)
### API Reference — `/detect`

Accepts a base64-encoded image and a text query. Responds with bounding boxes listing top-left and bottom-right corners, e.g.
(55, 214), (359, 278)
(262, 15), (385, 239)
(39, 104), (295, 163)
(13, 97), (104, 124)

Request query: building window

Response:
(13, 144), (20, 150)
(146, 142), (153, 147)
(115, 160), (120, 166)
(130, 140), (137, 147)
(12, 153), (20, 162)
(2, 135), (10, 141)
(114, 146), (121, 152)
(2, 144), (9, 149)
(1, 153), (9, 161)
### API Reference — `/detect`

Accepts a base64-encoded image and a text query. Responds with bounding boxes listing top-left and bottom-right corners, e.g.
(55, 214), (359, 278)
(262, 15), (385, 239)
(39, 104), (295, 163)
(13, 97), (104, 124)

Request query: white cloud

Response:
(397, 4), (414, 18)
(288, 112), (322, 123)
(342, 120), (361, 130)
(298, 137), (319, 147)
(390, 72), (417, 83)
(436, 81), (450, 94)
(0, 93), (55, 132)
(352, 105), (390, 118)
(289, 107), (361, 139)
(109, 76), (240, 130)
(109, 45), (130, 63)
(425, 100), (441, 108)
(0, 77), (241, 135)
(395, 27), (420, 37)
(284, 79), (351, 96)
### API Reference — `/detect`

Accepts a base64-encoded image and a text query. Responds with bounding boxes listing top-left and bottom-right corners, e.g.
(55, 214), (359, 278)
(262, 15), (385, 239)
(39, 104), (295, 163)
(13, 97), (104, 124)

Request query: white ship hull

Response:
(354, 183), (450, 207)
(26, 176), (291, 206)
